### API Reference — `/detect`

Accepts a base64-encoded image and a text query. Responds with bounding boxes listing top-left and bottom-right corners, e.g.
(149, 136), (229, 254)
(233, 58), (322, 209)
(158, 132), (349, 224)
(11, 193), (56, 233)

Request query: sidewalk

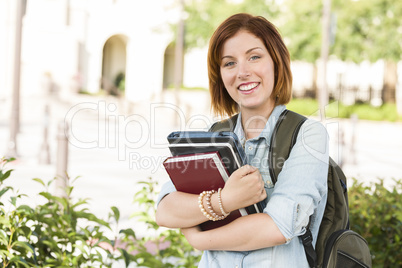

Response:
(0, 90), (213, 238)
(328, 117), (402, 187)
(1, 91), (402, 239)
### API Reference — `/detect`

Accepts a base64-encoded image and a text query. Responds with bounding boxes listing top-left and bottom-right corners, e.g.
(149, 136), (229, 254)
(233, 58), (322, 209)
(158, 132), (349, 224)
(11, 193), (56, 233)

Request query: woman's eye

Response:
(223, 61), (235, 67)
(250, 55), (261, 61)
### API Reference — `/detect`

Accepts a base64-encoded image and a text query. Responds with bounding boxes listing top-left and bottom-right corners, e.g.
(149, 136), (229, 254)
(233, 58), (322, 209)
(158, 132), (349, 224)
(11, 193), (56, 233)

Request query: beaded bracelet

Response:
(198, 191), (215, 221)
(217, 188), (230, 217)
(206, 191), (225, 221)
(198, 190), (226, 221)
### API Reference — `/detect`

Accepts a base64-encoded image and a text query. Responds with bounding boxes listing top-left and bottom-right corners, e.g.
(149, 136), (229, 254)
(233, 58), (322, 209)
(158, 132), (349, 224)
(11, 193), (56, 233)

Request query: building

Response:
(0, 0), (193, 103)
(1, 0), (401, 115)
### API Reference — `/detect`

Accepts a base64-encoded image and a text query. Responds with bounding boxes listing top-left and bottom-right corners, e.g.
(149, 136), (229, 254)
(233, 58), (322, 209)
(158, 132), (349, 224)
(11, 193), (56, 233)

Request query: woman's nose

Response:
(237, 63), (251, 79)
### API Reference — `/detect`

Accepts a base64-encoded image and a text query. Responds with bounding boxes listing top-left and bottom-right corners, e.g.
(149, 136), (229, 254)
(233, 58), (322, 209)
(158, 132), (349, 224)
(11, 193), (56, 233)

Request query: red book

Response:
(163, 151), (245, 231)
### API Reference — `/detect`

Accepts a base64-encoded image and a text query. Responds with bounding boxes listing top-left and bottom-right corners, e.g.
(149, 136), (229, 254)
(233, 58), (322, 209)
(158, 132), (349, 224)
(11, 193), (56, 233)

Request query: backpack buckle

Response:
(301, 229), (313, 246)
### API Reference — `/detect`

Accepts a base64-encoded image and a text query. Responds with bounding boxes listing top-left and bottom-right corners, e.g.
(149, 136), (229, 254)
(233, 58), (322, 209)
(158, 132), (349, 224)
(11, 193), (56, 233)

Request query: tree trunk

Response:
(382, 60), (397, 103)
(311, 63), (318, 99)
(397, 62), (402, 115)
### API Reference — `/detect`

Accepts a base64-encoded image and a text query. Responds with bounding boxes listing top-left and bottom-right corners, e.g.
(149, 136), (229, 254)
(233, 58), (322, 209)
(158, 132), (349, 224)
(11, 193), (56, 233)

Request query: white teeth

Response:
(238, 82), (259, 91)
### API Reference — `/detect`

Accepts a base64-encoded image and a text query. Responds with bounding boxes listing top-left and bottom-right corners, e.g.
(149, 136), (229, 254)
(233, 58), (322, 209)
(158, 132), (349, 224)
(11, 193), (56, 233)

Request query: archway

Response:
(162, 43), (176, 90)
(101, 34), (127, 96)
(162, 41), (184, 91)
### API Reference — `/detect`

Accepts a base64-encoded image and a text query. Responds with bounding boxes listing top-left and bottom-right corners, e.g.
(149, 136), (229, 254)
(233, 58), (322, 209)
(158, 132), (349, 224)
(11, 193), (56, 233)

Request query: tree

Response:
(183, 0), (280, 50)
(333, 0), (402, 103)
(333, 0), (402, 62)
(280, 0), (323, 98)
(280, 0), (402, 104)
(280, 0), (323, 62)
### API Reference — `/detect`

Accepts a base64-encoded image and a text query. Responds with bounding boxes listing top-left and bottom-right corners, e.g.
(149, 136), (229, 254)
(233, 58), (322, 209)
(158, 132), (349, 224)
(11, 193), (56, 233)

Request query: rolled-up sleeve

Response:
(265, 119), (329, 243)
(156, 180), (177, 206)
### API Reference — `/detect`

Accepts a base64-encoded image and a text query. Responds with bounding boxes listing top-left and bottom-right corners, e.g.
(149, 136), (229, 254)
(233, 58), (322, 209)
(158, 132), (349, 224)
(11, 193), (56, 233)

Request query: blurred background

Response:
(1, 0), (402, 243)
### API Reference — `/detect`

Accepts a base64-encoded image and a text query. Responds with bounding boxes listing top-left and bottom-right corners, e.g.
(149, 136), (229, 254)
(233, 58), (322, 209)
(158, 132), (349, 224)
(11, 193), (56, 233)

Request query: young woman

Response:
(156, 13), (329, 267)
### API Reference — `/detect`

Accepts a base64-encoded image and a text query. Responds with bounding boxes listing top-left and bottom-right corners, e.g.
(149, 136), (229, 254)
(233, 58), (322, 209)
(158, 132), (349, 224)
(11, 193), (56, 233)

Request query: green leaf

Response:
(16, 204), (33, 213)
(18, 226), (32, 237)
(66, 186), (74, 196)
(0, 186), (11, 198)
(74, 211), (110, 228)
(10, 196), (17, 206)
(38, 191), (53, 200)
(111, 206), (120, 222)
(71, 175), (81, 184)
(70, 198), (89, 210)
(39, 192), (68, 208)
(9, 256), (31, 268)
(0, 169), (13, 182)
(4, 157), (16, 163)
(119, 228), (136, 239)
(32, 178), (46, 187)
(119, 248), (137, 266)
(0, 230), (9, 244)
(11, 241), (34, 253)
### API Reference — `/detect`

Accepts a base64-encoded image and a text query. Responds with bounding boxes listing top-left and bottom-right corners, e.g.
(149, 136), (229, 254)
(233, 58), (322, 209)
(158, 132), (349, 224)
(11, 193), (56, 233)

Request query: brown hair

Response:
(208, 13), (292, 117)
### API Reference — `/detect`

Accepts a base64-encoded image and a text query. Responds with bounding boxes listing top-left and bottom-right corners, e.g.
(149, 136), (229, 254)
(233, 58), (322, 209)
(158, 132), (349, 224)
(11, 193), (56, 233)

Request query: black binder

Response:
(167, 130), (263, 214)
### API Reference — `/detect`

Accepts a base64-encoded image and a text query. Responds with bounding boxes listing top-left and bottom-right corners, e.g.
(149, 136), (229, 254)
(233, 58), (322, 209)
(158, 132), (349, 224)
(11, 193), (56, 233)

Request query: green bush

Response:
(349, 178), (402, 267)
(0, 157), (131, 267)
(0, 158), (201, 267)
(287, 98), (402, 121)
(120, 178), (202, 267)
(4, 154), (400, 268)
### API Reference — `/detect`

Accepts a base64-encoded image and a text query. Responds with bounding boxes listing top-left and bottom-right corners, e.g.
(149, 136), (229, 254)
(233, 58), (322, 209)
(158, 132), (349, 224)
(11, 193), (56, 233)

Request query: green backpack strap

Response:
(208, 114), (239, 132)
(268, 109), (307, 184)
(268, 110), (319, 267)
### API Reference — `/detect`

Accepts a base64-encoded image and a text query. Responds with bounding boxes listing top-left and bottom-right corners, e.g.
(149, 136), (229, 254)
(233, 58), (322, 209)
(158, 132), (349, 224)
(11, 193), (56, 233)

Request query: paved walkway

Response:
(1, 91), (402, 241)
(0, 91), (214, 238)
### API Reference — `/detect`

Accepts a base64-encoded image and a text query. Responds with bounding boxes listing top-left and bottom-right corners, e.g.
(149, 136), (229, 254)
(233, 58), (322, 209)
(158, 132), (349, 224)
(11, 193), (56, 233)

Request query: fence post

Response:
(38, 105), (51, 164)
(339, 126), (345, 168)
(350, 113), (358, 165)
(397, 80), (402, 116)
(55, 120), (69, 197)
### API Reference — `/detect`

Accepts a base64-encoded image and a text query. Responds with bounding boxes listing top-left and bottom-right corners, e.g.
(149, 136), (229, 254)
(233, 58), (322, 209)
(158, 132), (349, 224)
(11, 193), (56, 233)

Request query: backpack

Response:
(209, 109), (372, 268)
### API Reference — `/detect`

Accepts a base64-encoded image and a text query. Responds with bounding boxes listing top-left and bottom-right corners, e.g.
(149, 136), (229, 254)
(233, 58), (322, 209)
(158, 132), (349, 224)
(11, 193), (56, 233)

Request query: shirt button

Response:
(266, 180), (272, 186)
(235, 266), (239, 268)
(248, 146), (253, 151)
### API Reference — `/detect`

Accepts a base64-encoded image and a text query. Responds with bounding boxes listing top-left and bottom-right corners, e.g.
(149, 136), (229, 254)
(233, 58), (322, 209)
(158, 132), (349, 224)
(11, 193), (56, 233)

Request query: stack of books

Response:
(163, 131), (263, 231)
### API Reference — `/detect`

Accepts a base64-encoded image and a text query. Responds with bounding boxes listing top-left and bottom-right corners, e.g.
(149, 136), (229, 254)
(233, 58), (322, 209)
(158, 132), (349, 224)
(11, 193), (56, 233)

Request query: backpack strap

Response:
(268, 109), (307, 184)
(301, 228), (318, 268)
(268, 110), (318, 268)
(208, 114), (239, 132)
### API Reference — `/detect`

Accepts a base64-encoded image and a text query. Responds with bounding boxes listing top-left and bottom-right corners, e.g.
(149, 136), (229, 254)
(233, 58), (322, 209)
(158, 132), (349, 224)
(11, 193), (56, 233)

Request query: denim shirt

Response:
(157, 105), (329, 268)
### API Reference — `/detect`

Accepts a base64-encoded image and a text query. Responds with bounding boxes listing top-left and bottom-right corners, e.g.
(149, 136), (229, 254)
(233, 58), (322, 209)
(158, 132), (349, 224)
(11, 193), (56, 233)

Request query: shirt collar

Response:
(234, 105), (286, 146)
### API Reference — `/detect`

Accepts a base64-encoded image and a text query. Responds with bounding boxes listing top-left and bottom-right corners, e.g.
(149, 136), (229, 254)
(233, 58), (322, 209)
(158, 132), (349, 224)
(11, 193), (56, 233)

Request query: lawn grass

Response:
(287, 98), (402, 122)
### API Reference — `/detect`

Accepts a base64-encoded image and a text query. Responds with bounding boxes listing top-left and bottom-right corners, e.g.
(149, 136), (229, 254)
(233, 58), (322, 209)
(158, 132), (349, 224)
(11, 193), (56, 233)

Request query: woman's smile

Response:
(238, 82), (260, 93)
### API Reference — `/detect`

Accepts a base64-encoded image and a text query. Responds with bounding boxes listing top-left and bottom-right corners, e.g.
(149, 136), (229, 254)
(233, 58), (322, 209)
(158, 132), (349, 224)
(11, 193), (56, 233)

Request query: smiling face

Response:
(220, 30), (276, 116)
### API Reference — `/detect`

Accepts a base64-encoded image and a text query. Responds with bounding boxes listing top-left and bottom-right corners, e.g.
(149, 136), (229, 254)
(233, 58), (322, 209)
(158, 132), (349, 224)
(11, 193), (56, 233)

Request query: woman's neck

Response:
(241, 106), (275, 140)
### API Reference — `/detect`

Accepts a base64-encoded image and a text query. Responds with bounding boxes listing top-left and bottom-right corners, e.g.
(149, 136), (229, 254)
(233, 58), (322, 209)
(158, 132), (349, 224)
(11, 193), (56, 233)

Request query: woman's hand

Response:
(222, 165), (266, 212)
